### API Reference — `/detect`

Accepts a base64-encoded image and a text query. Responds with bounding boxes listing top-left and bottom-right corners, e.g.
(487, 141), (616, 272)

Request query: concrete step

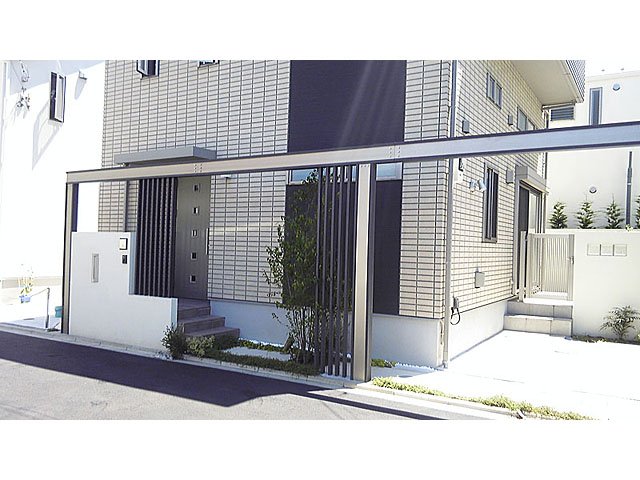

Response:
(504, 314), (572, 336)
(179, 315), (226, 334)
(177, 306), (211, 320)
(506, 300), (572, 319)
(186, 326), (240, 340)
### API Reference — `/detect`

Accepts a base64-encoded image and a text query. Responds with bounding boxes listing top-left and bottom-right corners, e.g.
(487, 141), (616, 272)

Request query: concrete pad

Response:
(372, 330), (640, 420)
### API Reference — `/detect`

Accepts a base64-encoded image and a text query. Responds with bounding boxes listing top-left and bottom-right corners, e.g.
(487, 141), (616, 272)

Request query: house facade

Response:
(0, 60), (104, 290)
(546, 69), (640, 228)
(94, 60), (584, 367)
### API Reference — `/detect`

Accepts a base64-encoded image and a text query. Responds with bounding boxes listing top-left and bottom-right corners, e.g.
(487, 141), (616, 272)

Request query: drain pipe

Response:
(626, 151), (633, 226)
(442, 60), (458, 368)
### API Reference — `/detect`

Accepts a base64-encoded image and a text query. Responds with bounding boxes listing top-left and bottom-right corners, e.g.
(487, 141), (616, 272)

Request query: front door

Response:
(516, 185), (542, 290)
(174, 176), (211, 299)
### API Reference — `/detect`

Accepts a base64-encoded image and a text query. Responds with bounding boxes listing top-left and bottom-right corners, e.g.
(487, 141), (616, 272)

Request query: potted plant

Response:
(19, 267), (34, 303)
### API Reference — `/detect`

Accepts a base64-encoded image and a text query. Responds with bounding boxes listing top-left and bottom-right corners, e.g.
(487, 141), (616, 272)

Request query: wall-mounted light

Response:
(589, 186), (597, 194)
(469, 178), (487, 192)
(78, 70), (88, 81)
(507, 114), (514, 126)
(16, 87), (30, 110)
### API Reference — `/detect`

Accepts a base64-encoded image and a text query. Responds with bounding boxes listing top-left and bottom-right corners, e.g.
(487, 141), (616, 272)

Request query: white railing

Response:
(520, 233), (574, 301)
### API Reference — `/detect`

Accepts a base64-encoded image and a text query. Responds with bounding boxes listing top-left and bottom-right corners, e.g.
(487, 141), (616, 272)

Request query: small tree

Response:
(265, 172), (317, 364)
(604, 199), (623, 229)
(600, 306), (640, 340)
(635, 195), (640, 229)
(549, 202), (568, 229)
(575, 201), (596, 229)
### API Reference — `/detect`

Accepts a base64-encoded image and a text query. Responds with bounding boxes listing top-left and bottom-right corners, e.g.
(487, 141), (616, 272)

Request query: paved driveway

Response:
(374, 330), (640, 420)
(0, 330), (494, 420)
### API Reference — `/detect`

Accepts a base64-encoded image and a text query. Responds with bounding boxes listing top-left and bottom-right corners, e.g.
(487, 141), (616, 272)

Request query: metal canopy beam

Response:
(67, 121), (640, 184)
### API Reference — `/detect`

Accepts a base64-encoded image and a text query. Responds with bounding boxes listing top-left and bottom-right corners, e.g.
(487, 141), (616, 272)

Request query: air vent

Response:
(550, 105), (574, 121)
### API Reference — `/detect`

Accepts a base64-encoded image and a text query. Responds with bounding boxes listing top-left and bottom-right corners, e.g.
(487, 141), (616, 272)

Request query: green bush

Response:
(161, 325), (189, 359)
(605, 199), (623, 229)
(549, 202), (568, 229)
(204, 349), (320, 376)
(237, 339), (285, 353)
(187, 336), (218, 358)
(371, 358), (396, 368)
(575, 200), (596, 229)
(600, 306), (640, 340)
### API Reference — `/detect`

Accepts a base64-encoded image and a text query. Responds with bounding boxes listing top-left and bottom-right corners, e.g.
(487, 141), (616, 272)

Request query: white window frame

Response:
(486, 72), (503, 108)
(483, 165), (499, 242)
(589, 87), (602, 126)
(49, 72), (66, 123)
(136, 60), (159, 77)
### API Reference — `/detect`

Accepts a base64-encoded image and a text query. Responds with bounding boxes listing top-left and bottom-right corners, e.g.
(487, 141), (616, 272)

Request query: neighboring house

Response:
(0, 60), (104, 290)
(546, 70), (640, 228)
(87, 60), (584, 369)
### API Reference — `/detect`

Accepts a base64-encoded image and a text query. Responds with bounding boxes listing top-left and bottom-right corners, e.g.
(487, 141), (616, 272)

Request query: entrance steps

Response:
(177, 299), (240, 340)
(504, 298), (573, 336)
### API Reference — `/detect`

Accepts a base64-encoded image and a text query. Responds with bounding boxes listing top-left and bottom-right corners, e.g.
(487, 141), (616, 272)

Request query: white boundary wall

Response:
(562, 229), (640, 338)
(69, 232), (177, 350)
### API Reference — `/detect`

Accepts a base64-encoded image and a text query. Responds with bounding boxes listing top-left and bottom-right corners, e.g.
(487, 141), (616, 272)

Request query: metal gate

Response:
(519, 232), (574, 300)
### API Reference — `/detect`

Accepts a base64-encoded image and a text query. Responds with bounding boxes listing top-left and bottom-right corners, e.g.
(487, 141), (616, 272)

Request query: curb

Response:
(356, 382), (519, 419)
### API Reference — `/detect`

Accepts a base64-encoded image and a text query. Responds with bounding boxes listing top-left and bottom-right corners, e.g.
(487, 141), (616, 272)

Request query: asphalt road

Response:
(0, 330), (489, 420)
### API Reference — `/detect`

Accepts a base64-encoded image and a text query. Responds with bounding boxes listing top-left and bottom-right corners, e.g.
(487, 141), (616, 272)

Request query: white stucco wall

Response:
(69, 232), (177, 350)
(448, 299), (507, 360)
(567, 229), (640, 339)
(547, 71), (640, 228)
(371, 314), (441, 367)
(0, 61), (104, 281)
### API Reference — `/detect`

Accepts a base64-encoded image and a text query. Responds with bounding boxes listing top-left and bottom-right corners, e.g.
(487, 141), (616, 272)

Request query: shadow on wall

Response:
(32, 101), (61, 169)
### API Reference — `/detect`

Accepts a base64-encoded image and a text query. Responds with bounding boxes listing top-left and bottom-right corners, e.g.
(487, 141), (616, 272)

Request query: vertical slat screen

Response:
(314, 165), (359, 378)
(525, 234), (572, 297)
(135, 177), (177, 297)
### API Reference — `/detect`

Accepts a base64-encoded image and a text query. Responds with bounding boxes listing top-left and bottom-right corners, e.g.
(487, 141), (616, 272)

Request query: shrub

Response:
(264, 171), (318, 364)
(371, 358), (396, 368)
(549, 202), (568, 229)
(187, 335), (238, 357)
(161, 325), (189, 359)
(604, 199), (623, 229)
(636, 195), (640, 229)
(600, 306), (640, 340)
(204, 350), (320, 376)
(575, 200), (596, 229)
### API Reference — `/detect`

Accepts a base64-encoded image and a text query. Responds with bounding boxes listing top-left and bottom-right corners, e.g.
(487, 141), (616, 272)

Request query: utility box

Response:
(474, 271), (485, 288)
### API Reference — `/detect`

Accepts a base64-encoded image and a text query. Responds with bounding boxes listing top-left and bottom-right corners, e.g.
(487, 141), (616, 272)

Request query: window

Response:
(136, 60), (159, 77)
(550, 105), (575, 121)
(49, 72), (66, 123)
(516, 108), (536, 131)
(289, 169), (316, 184)
(376, 162), (402, 181)
(589, 87), (602, 125)
(483, 167), (499, 241)
(486, 72), (503, 108)
(198, 60), (220, 67)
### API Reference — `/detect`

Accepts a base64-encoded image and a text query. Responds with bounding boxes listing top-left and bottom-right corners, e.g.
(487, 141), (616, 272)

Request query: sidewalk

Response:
(371, 330), (640, 420)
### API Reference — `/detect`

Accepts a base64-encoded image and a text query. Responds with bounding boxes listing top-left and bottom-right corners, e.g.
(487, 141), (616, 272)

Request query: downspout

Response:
(442, 60), (458, 368)
(626, 151), (633, 226)
(542, 110), (549, 231)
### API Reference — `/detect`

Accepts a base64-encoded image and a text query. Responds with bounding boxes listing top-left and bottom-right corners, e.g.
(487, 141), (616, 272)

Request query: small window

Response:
(191, 252), (197, 260)
(289, 169), (316, 184)
(376, 162), (403, 181)
(49, 72), (66, 123)
(136, 60), (159, 77)
(589, 88), (602, 125)
(550, 106), (575, 121)
(516, 108), (536, 131)
(486, 72), (502, 108)
(198, 61), (220, 67)
(483, 167), (499, 242)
